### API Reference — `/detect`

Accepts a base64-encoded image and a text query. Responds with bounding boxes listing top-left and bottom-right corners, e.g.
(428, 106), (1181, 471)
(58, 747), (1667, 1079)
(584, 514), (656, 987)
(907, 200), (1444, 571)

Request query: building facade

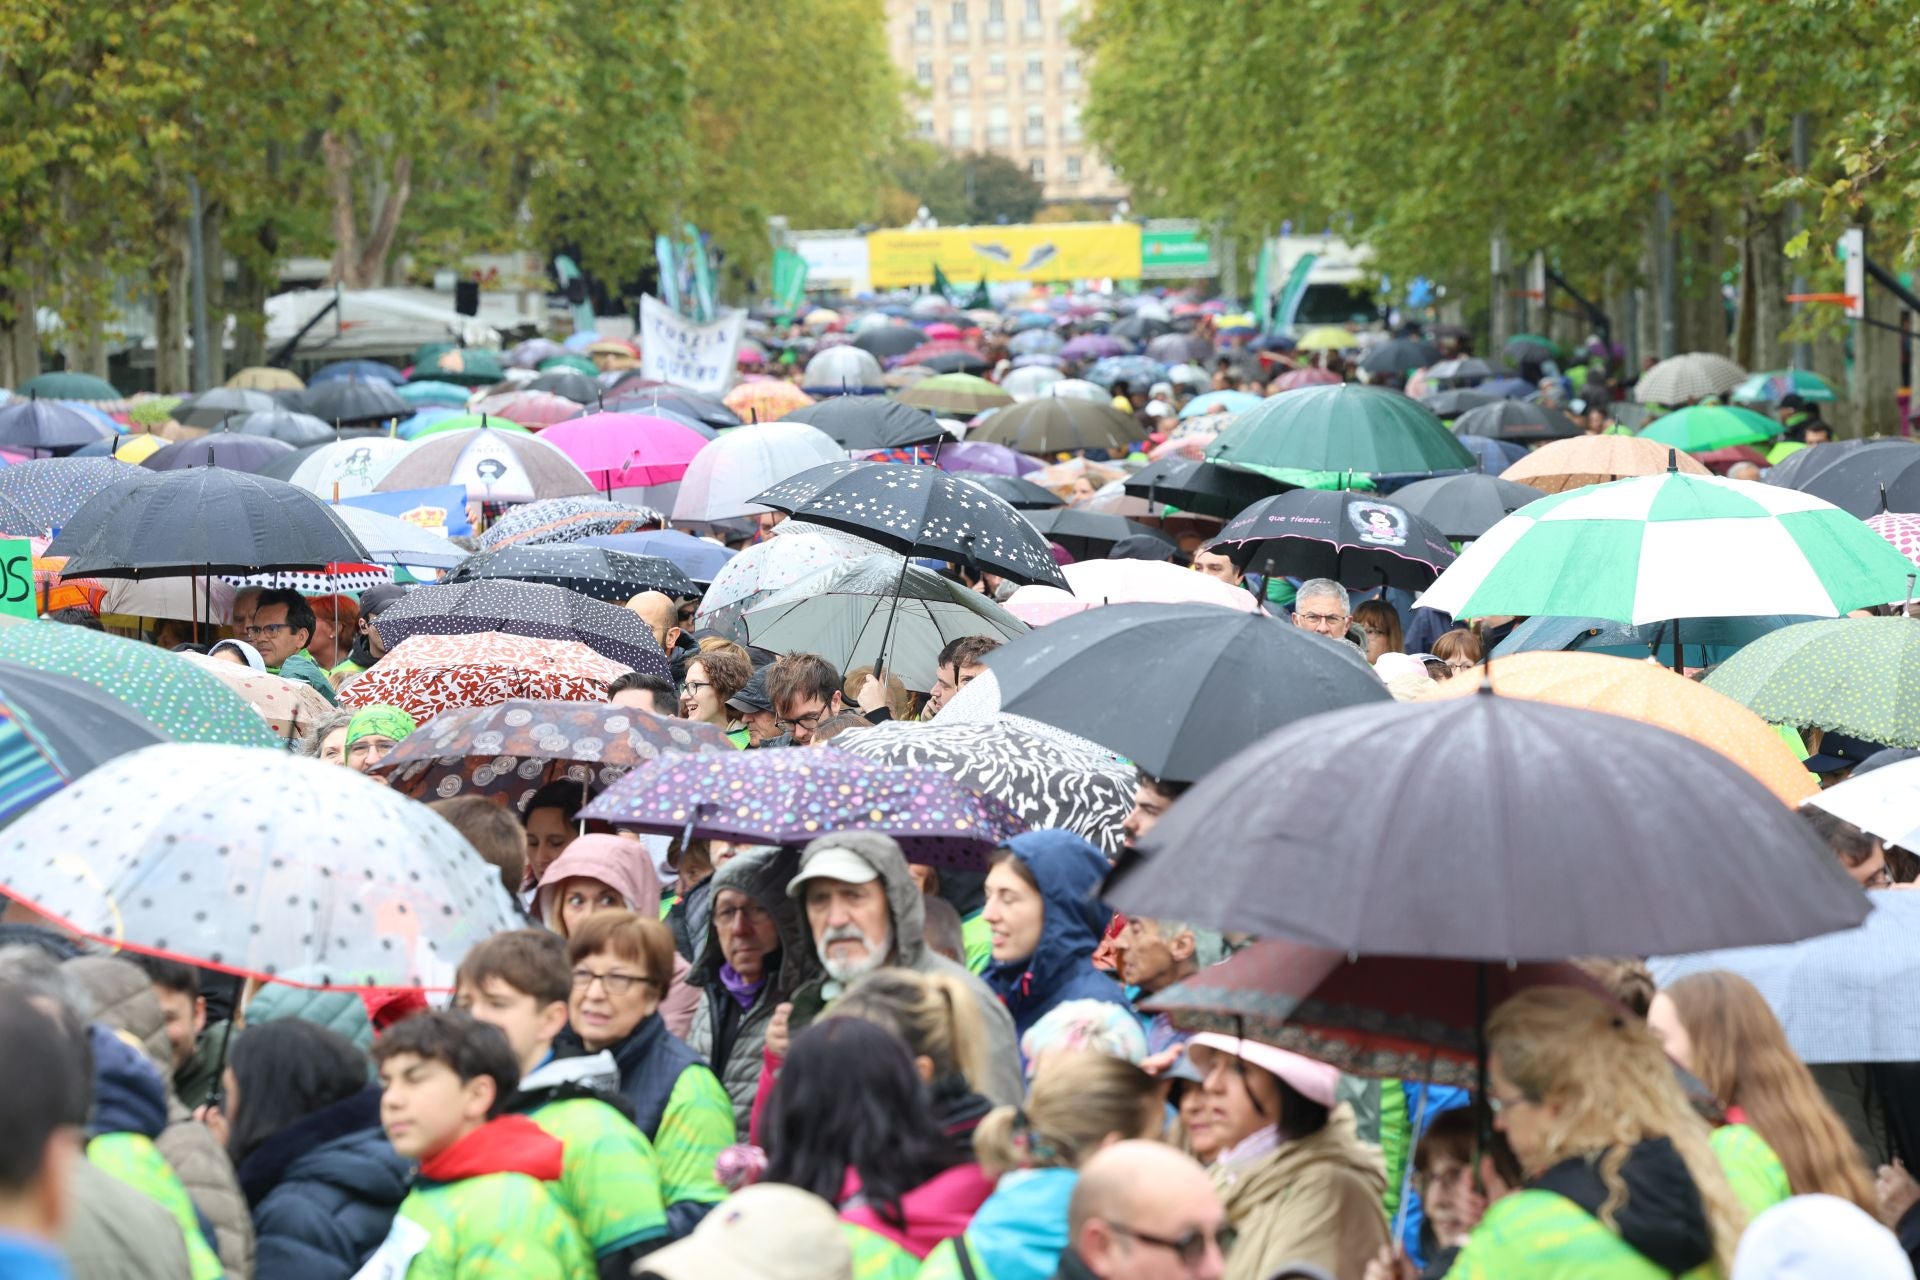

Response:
(884, 0), (1127, 205)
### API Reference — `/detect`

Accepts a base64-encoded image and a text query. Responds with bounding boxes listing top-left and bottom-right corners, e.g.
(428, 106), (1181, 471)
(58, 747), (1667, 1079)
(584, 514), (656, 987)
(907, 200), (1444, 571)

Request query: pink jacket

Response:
(535, 834), (700, 1039)
(840, 1165), (996, 1259)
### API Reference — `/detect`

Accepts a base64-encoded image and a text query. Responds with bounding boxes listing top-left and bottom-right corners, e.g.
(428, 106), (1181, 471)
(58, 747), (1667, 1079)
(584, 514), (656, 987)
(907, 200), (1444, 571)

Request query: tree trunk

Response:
(61, 255), (112, 378)
(202, 204), (227, 387)
(152, 219), (192, 393)
(323, 130), (362, 288)
(1853, 226), (1903, 440)
(356, 153), (413, 289)
(0, 268), (41, 388)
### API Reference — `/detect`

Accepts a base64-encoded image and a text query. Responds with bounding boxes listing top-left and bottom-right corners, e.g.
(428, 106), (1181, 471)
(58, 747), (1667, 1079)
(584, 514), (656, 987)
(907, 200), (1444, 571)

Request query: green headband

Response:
(344, 705), (416, 748)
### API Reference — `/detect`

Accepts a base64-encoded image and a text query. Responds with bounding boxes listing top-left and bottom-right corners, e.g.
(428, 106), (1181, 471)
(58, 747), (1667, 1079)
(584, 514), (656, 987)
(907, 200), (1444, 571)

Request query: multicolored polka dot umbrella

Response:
(578, 747), (1026, 870)
(1704, 617), (1920, 748)
(476, 496), (664, 552)
(0, 743), (524, 989)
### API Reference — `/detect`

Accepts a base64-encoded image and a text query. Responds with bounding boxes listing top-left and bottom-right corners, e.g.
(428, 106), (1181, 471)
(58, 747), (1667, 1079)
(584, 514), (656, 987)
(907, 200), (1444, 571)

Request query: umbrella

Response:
(671, 422), (846, 522)
(579, 749), (1026, 871)
(1501, 336), (1564, 369)
(0, 398), (115, 453)
(1389, 473), (1546, 540)
(1498, 434), (1711, 494)
(1008, 331), (1065, 357)
(1419, 389), (1502, 420)
(1423, 652), (1818, 804)
(475, 496), (663, 553)
(74, 433), (163, 465)
(0, 743), (524, 988)
(1808, 758), (1920, 853)
(397, 381), (474, 411)
(1638, 404), (1782, 453)
(937, 442), (1044, 478)
(17, 372), (121, 401)
(987, 604), (1387, 782)
(1271, 367), (1342, 392)
(1020, 507), (1166, 561)
(413, 346), (506, 387)
(1452, 400), (1581, 445)
(173, 388), (278, 429)
(48, 467), (370, 577)
(1001, 366), (1067, 402)
(1205, 385), (1475, 479)
(833, 716), (1133, 854)
(448, 545), (695, 603)
(1426, 358), (1505, 383)
(1122, 456), (1289, 521)
(1651, 892), (1920, 1064)
(509, 339), (568, 370)
(139, 435), (296, 474)
(1693, 445), (1772, 476)
(374, 579), (668, 675)
(0, 660), (171, 828)
(1867, 512), (1920, 568)
(853, 325), (927, 359)
(0, 458), (139, 533)
(753, 460), (1069, 589)
(1454, 435), (1527, 475)
(1475, 377), (1536, 399)
(229, 409), (336, 448)
(538, 414), (709, 489)
(296, 377), (411, 425)
(781, 398), (945, 451)
(527, 370), (603, 404)
(1777, 442), (1920, 518)
(310, 360), (404, 385)
(375, 699), (734, 807)
(470, 390), (584, 430)
(900, 346), (991, 376)
(1045, 379), (1115, 404)
(802, 345), (886, 393)
(955, 473), (1063, 510)
(224, 564), (392, 594)
(1634, 352), (1749, 405)
(263, 437), (413, 499)
(374, 427), (596, 503)
(401, 413), (532, 442)
(1084, 356), (1167, 390)
(1295, 327), (1360, 352)
(882, 365), (937, 390)
(1358, 338), (1442, 376)
(603, 383), (743, 429)
(0, 621), (280, 747)
(896, 373), (1014, 416)
(1703, 617), (1920, 747)
(723, 381), (814, 424)
(694, 522), (886, 636)
(1147, 333), (1215, 365)
(1421, 471), (1914, 626)
(338, 632), (633, 721)
(225, 367), (304, 392)
(742, 554), (1027, 692)
(1731, 369), (1839, 406)
(1107, 693), (1868, 959)
(1002, 558), (1262, 628)
(1060, 335), (1129, 362)
(1494, 613), (1815, 669)
(966, 398), (1139, 456)
(1178, 391), (1263, 420)
(1109, 315), (1171, 342)
(176, 653), (334, 742)
(578, 530), (736, 584)
(1212, 489), (1457, 590)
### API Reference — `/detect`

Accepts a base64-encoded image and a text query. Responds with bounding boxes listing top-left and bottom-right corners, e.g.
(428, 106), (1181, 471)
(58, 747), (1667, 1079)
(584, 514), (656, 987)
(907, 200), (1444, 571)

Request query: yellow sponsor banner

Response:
(866, 223), (1142, 288)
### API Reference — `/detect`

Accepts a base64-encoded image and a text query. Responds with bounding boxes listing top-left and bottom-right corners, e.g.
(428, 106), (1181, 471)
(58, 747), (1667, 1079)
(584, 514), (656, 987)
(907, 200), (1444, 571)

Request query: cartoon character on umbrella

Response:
(1350, 502), (1409, 547)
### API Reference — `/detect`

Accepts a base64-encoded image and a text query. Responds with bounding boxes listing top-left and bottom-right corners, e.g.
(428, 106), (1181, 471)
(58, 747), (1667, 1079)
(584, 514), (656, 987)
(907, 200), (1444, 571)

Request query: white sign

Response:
(1841, 226), (1866, 321)
(640, 295), (745, 397)
(794, 234), (871, 293)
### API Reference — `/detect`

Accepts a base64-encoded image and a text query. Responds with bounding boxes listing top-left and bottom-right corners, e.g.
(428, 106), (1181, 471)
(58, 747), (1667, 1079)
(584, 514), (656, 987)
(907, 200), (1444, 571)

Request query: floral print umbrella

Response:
(336, 632), (631, 721)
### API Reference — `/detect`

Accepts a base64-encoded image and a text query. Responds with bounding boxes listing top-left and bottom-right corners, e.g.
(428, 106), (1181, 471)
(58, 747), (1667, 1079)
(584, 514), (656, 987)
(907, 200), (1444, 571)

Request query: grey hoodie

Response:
(786, 831), (1024, 1106)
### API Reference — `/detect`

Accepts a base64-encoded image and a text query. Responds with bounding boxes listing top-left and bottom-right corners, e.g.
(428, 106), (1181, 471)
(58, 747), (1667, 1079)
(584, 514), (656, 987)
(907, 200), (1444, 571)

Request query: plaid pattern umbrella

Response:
(1633, 352), (1749, 405)
(337, 632), (632, 721)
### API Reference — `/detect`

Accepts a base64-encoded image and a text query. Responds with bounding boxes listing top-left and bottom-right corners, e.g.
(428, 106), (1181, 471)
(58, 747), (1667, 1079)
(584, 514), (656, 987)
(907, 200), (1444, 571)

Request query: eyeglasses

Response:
(1295, 612), (1348, 627)
(1486, 1093), (1534, 1115)
(1107, 1222), (1236, 1267)
(570, 968), (653, 996)
(241, 623), (291, 638)
(683, 681), (713, 695)
(1446, 659), (1476, 672)
(1864, 865), (1894, 889)
(713, 902), (773, 929)
(779, 706), (828, 731)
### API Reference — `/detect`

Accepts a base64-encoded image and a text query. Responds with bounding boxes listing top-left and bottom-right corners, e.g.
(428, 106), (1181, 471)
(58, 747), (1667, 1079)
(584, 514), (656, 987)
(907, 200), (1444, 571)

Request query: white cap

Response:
(1731, 1195), (1912, 1280)
(786, 846), (880, 897)
(638, 1184), (852, 1280)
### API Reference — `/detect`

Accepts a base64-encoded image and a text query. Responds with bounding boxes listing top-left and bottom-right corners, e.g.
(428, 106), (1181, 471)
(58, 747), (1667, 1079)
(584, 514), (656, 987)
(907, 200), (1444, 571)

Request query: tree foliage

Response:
(883, 145), (1046, 225)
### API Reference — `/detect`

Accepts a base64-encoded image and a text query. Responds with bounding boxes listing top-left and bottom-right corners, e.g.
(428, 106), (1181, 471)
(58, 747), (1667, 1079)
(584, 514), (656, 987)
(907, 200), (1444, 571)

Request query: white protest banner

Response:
(640, 294), (745, 397)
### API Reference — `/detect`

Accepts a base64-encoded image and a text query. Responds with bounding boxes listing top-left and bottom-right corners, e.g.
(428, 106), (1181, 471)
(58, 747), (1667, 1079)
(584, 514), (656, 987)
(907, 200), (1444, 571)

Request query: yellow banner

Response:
(866, 223), (1142, 288)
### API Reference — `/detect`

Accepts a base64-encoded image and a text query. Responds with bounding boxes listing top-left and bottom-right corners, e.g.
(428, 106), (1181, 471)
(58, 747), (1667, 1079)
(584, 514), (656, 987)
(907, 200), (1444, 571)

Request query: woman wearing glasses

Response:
(680, 642), (753, 749)
(535, 834), (701, 1038)
(559, 910), (735, 1240)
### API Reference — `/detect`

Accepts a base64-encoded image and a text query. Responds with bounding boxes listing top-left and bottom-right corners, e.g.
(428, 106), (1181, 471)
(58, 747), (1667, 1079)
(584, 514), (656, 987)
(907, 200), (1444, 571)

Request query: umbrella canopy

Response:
(1110, 315), (1171, 343)
(1703, 617), (1920, 747)
(449, 545), (694, 603)
(1084, 356), (1167, 389)
(1390, 473), (1546, 540)
(833, 717), (1133, 854)
(537, 414), (709, 488)
(1424, 652), (1818, 804)
(781, 398), (945, 451)
(1021, 507), (1167, 561)
(375, 699), (734, 807)
(1494, 612), (1814, 669)
(1179, 391), (1264, 420)
(324, 505), (465, 570)
(1421, 470), (1915, 624)
(671, 422), (845, 522)
(1001, 366), (1067, 402)
(374, 579), (668, 675)
(802, 345), (886, 393)
(1426, 357), (1505, 383)
(375, 427), (596, 503)
(901, 346), (991, 376)
(527, 370), (603, 404)
(1475, 377), (1536, 400)
(173, 388), (278, 429)
(0, 458), (138, 533)
(415, 346), (506, 386)
(1122, 456), (1289, 521)
(310, 360), (405, 385)
(1060, 335), (1130, 361)
(1651, 892), (1920, 1064)
(1108, 693), (1869, 959)
(1867, 511), (1920, 568)
(397, 381), (474, 410)
(338, 632), (632, 721)
(603, 382), (743, 429)
(580, 748), (1026, 871)
(265, 436), (413, 499)
(1147, 333), (1216, 365)
(1731, 369), (1839, 406)
(1007, 330), (1065, 357)
(1045, 378), (1116, 404)
(139, 434), (296, 474)
(229, 409), (336, 448)
(723, 381), (814, 424)
(966, 398), (1138, 455)
(1420, 389), (1503, 420)
(176, 652), (334, 742)
(400, 412), (532, 442)
(1271, 367), (1342, 392)
(225, 366), (305, 392)
(753, 460), (1069, 589)
(48, 467), (370, 577)
(1498, 434), (1711, 494)
(1693, 445), (1771, 476)
(577, 530), (737, 585)
(0, 398), (116, 452)
(1634, 352), (1748, 404)
(1295, 326), (1360, 352)
(896, 373), (1014, 416)
(296, 377), (411, 425)
(1638, 404), (1782, 453)
(1206, 385), (1475, 479)
(937, 441), (1045, 478)
(694, 522), (886, 635)
(0, 621), (281, 747)
(1358, 337), (1441, 376)
(1002, 558), (1261, 627)
(18, 371), (121, 401)
(470, 390), (583, 430)
(474, 496), (662, 553)
(1454, 435), (1528, 476)
(1777, 441), (1920, 518)
(1213, 488), (1457, 590)
(1808, 758), (1920, 853)
(0, 660), (171, 828)
(742, 555), (1027, 692)
(987, 604), (1387, 782)
(1452, 400), (1581, 445)
(0, 743), (524, 988)
(853, 324), (927, 359)
(956, 473), (1065, 510)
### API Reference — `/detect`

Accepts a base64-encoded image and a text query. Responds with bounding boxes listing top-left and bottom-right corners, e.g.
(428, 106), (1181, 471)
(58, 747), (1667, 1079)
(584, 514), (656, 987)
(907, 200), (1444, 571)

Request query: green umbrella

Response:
(538, 355), (599, 377)
(1703, 617), (1920, 747)
(19, 372), (122, 402)
(411, 346), (505, 387)
(1204, 384), (1475, 478)
(1731, 370), (1839, 406)
(406, 412), (530, 440)
(896, 373), (1013, 416)
(0, 622), (282, 748)
(1637, 404), (1782, 453)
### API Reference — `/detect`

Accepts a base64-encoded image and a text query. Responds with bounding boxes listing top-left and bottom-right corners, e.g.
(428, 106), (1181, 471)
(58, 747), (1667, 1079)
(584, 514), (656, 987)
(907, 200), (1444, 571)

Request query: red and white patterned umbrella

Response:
(337, 632), (631, 722)
(1867, 511), (1920, 570)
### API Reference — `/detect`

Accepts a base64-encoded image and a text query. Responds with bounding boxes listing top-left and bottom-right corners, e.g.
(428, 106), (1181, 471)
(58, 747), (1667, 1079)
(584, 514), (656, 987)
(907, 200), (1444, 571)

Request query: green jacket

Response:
(88, 1132), (224, 1280)
(1710, 1123), (1791, 1218)
(172, 1021), (228, 1113)
(653, 1062), (735, 1223)
(270, 649), (338, 705)
(961, 912), (993, 974)
(517, 1055), (670, 1260)
(1444, 1188), (1716, 1280)
(845, 1222), (921, 1280)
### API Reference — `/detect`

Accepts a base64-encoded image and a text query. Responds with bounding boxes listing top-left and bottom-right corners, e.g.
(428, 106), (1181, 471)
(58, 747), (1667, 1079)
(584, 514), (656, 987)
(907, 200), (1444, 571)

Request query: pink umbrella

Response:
(1271, 367), (1341, 391)
(538, 413), (708, 488)
(1148, 431), (1215, 462)
(1867, 511), (1920, 568)
(1004, 559), (1261, 626)
(923, 322), (963, 342)
(471, 389), (585, 428)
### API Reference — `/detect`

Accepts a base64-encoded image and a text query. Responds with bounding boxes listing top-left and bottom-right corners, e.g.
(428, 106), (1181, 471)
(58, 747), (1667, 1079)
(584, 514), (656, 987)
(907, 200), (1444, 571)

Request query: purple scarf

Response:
(719, 962), (766, 1010)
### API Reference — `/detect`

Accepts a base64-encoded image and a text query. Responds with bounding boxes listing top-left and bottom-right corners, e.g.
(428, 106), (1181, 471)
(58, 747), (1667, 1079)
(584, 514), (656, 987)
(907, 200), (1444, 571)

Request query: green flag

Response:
(1273, 253), (1319, 331)
(1251, 241), (1275, 331)
(931, 262), (955, 301)
(962, 275), (992, 310)
(770, 248), (808, 320)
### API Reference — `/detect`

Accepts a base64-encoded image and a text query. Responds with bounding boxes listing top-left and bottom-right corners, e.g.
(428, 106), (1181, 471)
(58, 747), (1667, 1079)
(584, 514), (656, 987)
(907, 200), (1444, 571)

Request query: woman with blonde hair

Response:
(1649, 970), (1874, 1217)
(827, 968), (995, 1153)
(919, 1052), (1163, 1280)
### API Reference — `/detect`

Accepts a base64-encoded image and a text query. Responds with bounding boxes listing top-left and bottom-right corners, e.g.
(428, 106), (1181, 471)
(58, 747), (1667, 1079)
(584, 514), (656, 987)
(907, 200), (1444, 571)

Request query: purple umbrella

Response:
(937, 442), (1045, 477)
(579, 746), (1028, 869)
(1011, 354), (1067, 370)
(1060, 335), (1130, 362)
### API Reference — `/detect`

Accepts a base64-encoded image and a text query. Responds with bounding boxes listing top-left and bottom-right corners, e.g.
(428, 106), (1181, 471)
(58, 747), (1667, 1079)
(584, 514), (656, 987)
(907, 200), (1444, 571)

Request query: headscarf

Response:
(208, 639), (266, 671)
(343, 704), (415, 748)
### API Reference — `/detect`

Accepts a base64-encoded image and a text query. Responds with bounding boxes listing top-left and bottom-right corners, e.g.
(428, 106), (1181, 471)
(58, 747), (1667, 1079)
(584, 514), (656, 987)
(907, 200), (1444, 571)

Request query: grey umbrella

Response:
(373, 578), (669, 677)
(230, 408), (337, 447)
(1389, 473), (1546, 539)
(296, 377), (411, 425)
(174, 387), (278, 429)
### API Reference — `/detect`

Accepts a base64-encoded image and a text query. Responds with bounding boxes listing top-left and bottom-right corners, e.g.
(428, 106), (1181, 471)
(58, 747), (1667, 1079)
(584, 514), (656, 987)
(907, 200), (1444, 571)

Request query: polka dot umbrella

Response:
(336, 633), (633, 722)
(372, 579), (670, 675)
(475, 496), (664, 552)
(447, 544), (696, 603)
(578, 747), (1027, 871)
(0, 743), (526, 989)
(0, 458), (141, 533)
(1704, 617), (1920, 748)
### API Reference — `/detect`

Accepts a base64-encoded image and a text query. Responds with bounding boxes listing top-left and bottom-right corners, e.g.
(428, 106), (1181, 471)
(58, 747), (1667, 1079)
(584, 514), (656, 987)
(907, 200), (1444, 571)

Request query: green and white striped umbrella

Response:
(1419, 470), (1915, 624)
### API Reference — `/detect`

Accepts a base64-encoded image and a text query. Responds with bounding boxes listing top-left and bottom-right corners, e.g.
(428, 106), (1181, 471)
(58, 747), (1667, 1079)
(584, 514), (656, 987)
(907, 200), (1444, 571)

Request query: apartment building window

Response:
(916, 59), (934, 86)
(1022, 0), (1044, 36)
(987, 53), (1006, 79)
(951, 107), (973, 147)
(1065, 154), (1082, 179)
(1023, 54), (1044, 92)
(986, 105), (1010, 147)
(1060, 102), (1082, 143)
(949, 55), (971, 93)
(948, 0), (968, 41)
(1023, 106), (1045, 146)
(913, 5), (933, 40)
(1061, 55), (1081, 87)
(915, 109), (936, 139)
(985, 0), (1005, 37)
(1029, 156), (1045, 181)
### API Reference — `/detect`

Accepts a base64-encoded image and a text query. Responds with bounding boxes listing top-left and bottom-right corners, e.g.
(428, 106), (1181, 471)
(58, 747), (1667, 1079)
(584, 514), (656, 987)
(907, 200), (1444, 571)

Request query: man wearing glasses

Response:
(1290, 578), (1359, 650)
(240, 588), (337, 703)
(764, 653), (845, 747)
(1059, 1141), (1229, 1280)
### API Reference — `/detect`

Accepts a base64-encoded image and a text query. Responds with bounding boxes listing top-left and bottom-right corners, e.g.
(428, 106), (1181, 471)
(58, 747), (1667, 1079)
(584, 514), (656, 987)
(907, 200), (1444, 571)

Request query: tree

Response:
(880, 146), (1044, 225)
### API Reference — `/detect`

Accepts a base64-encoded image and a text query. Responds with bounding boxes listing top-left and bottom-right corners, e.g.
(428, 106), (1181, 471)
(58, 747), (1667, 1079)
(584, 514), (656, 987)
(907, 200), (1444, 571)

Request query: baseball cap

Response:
(726, 668), (773, 715)
(786, 845), (880, 897)
(637, 1184), (852, 1280)
(357, 583), (412, 616)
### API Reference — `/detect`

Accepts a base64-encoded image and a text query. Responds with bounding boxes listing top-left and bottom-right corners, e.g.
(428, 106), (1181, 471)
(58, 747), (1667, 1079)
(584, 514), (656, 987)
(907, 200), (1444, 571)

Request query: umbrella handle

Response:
(871, 552), (914, 684)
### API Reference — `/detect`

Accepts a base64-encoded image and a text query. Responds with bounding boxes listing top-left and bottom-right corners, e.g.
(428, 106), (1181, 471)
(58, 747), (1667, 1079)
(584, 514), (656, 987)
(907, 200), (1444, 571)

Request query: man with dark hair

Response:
(131, 956), (226, 1111)
(945, 635), (1002, 695)
(332, 582), (411, 682)
(1803, 807), (1891, 889)
(1192, 548), (1244, 589)
(607, 672), (679, 718)
(243, 588), (337, 702)
(371, 1010), (594, 1277)
(766, 653), (844, 747)
(44, 607), (104, 631)
(1121, 770), (1190, 850)
(0, 986), (87, 1279)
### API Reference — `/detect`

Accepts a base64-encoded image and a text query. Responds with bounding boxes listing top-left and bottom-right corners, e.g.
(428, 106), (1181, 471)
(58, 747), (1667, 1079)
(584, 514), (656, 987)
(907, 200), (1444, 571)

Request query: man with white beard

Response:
(779, 831), (1024, 1104)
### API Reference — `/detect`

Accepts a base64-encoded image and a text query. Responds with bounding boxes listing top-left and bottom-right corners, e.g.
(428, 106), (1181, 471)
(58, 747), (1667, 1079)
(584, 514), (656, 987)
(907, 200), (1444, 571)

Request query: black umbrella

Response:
(1419, 389), (1503, 420)
(173, 388), (277, 429)
(1106, 693), (1870, 959)
(1425, 357), (1506, 383)
(966, 398), (1138, 455)
(603, 382), (741, 429)
(1147, 333), (1215, 365)
(780, 397), (946, 451)
(447, 545), (696, 603)
(852, 325), (926, 359)
(986, 604), (1389, 783)
(954, 473), (1063, 510)
(1358, 338), (1441, 376)
(140, 435), (296, 473)
(0, 398), (114, 452)
(1023, 507), (1169, 561)
(1111, 314), (1172, 341)
(296, 377), (410, 426)
(527, 370), (603, 405)
(1786, 442), (1920, 517)
(917, 349), (992, 375)
(1503, 338), (1559, 370)
(0, 458), (140, 532)
(1211, 488), (1457, 590)
(47, 467), (371, 576)
(230, 409), (337, 447)
(1764, 438), (1916, 493)
(1453, 399), (1580, 445)
(374, 579), (669, 676)
(1123, 456), (1289, 520)
(751, 460), (1068, 589)
(1389, 473), (1545, 540)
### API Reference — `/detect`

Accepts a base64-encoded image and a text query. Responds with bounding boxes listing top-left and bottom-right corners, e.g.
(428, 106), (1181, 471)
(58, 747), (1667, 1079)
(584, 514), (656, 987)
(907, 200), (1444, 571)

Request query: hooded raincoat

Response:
(1214, 1105), (1390, 1280)
(535, 834), (701, 1038)
(982, 831), (1129, 1042)
(917, 1166), (1079, 1280)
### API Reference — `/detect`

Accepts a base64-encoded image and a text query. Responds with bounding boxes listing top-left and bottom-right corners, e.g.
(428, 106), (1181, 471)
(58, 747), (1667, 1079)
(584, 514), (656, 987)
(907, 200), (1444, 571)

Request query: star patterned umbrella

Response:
(373, 579), (669, 675)
(0, 458), (140, 533)
(336, 633), (633, 721)
(448, 545), (695, 603)
(475, 496), (665, 552)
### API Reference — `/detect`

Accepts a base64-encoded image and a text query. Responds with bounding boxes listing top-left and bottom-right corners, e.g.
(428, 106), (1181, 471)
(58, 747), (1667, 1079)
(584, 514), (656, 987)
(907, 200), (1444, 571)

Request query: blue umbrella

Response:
(1010, 313), (1057, 332)
(576, 529), (738, 584)
(1086, 355), (1167, 389)
(397, 380), (472, 409)
(1453, 434), (1526, 474)
(1178, 391), (1264, 420)
(1008, 330), (1065, 356)
(1476, 376), (1534, 400)
(1493, 614), (1819, 668)
(310, 360), (404, 385)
